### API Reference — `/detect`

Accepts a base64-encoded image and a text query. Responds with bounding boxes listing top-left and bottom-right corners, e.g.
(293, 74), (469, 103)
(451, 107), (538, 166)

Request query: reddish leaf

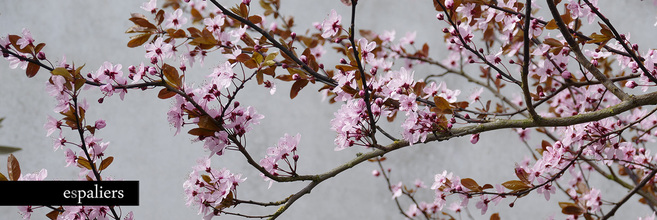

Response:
(99, 156), (114, 171)
(559, 202), (584, 215)
(515, 167), (531, 185)
(545, 19), (558, 30)
(26, 62), (40, 78)
(162, 63), (181, 87)
(188, 128), (216, 137)
(239, 3), (249, 18)
(502, 180), (531, 191)
(248, 15), (263, 24)
(490, 213), (500, 220)
(158, 88), (177, 99)
(218, 191), (235, 210)
(170, 29), (187, 38)
(232, 54), (248, 64)
(127, 33), (152, 48)
(0, 172), (7, 181)
(156, 9), (165, 25)
(191, 8), (203, 23)
(201, 174), (212, 184)
(461, 178), (481, 192)
(51, 67), (72, 79)
(290, 79), (309, 99)
(34, 43), (46, 54)
(198, 115), (221, 131)
(587, 32), (611, 44)
(46, 208), (61, 220)
(243, 59), (259, 69)
(543, 38), (563, 47)
(7, 154), (20, 181)
(433, 96), (453, 114)
(77, 157), (93, 170)
(129, 16), (157, 30)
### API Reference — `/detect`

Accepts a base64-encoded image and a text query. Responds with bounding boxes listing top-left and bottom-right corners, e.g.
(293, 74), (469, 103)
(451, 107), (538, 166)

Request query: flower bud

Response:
(372, 170), (380, 177)
(95, 120), (107, 129)
(37, 51), (46, 60)
(561, 71), (572, 80)
(625, 80), (638, 89)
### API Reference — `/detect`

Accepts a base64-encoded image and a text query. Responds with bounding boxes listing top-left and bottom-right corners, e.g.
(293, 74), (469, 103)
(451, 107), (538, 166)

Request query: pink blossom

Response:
(405, 204), (419, 217)
(321, 10), (342, 39)
(331, 99), (367, 150)
(583, 188), (602, 212)
(7, 52), (28, 69)
(65, 148), (77, 167)
(0, 35), (10, 48)
(165, 9), (188, 29)
(130, 62), (147, 84)
(639, 213), (656, 220)
(391, 182), (403, 198)
(167, 95), (185, 135)
(536, 178), (556, 201)
(515, 128), (530, 142)
(399, 31), (416, 46)
(44, 115), (62, 137)
(17, 206), (33, 219)
(468, 87), (483, 103)
(16, 28), (34, 49)
(264, 80), (276, 95)
(140, 0), (157, 14)
(19, 168), (47, 180)
(210, 61), (236, 89)
(204, 16), (225, 35)
(184, 158), (246, 217)
(399, 93), (418, 113)
(438, 82), (460, 103)
(447, 202), (463, 213)
(475, 195), (490, 215)
(144, 38), (173, 60)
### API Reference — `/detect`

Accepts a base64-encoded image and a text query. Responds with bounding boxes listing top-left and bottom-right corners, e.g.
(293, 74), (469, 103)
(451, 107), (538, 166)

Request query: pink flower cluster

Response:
(259, 133), (301, 187)
(183, 158), (246, 219)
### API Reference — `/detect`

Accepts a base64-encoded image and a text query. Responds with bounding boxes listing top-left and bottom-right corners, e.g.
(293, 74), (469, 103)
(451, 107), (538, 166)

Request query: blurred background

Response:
(1, 0), (656, 219)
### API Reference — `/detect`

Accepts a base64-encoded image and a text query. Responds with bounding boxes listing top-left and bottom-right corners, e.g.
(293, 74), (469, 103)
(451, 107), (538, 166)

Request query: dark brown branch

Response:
(521, 0), (541, 121)
(581, 0), (657, 84)
(545, 0), (629, 101)
(348, 1), (377, 146)
(602, 168), (657, 220)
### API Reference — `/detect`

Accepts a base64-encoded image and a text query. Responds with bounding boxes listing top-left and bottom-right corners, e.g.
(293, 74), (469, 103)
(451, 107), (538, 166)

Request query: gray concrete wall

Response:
(0, 0), (656, 219)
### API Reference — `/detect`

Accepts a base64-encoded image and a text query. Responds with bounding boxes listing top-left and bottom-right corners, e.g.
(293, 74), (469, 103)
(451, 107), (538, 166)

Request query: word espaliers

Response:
(63, 184), (124, 204)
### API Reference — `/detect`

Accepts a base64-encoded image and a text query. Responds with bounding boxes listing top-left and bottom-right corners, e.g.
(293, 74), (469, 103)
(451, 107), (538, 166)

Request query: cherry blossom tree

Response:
(2, 0), (657, 219)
